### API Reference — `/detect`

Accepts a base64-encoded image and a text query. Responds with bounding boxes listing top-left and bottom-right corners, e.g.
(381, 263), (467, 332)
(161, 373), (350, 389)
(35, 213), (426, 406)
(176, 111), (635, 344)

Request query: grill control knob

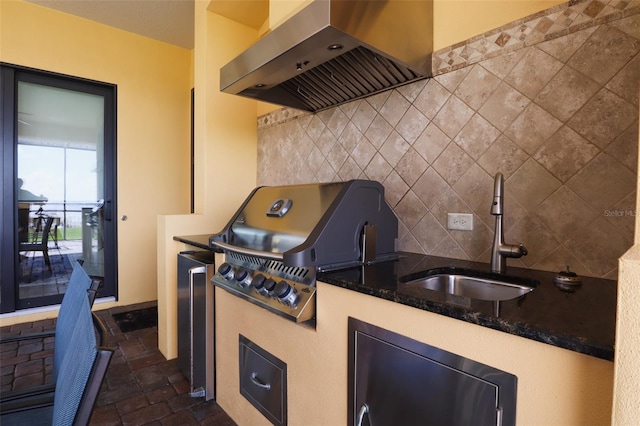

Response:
(275, 281), (298, 307)
(235, 268), (251, 287)
(218, 262), (234, 280)
(251, 274), (268, 295)
(263, 278), (277, 296)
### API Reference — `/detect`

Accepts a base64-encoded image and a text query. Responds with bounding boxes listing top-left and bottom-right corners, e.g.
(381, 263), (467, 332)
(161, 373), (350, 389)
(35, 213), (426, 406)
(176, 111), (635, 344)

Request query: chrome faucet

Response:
(490, 173), (527, 273)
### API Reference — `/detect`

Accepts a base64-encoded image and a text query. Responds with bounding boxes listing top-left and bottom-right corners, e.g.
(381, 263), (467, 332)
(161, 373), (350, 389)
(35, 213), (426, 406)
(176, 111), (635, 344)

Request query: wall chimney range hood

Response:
(220, 0), (433, 112)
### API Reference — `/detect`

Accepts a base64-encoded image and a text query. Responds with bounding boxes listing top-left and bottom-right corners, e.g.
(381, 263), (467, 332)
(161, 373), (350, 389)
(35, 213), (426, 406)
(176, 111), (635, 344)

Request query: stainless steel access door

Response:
(177, 251), (215, 400)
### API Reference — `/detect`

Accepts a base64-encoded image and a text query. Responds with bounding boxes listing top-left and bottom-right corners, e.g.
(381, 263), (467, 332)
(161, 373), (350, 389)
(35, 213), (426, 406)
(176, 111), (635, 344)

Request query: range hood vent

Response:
(220, 0), (433, 112)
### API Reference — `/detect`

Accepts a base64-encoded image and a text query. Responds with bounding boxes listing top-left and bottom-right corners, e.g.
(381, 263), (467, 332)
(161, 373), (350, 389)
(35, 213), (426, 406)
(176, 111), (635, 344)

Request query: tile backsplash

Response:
(257, 0), (640, 279)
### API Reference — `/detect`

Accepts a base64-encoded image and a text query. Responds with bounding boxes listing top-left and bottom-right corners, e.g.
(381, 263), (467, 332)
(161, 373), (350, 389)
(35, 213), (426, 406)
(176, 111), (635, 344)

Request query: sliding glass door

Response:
(1, 64), (117, 313)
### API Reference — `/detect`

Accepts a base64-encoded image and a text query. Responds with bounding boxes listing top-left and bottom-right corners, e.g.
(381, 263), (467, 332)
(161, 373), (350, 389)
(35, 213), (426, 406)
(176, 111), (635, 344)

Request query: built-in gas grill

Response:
(209, 180), (398, 324)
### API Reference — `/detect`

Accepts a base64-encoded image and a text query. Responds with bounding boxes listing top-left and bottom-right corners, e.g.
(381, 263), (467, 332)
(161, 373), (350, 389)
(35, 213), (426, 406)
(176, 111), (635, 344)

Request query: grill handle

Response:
(212, 241), (284, 261)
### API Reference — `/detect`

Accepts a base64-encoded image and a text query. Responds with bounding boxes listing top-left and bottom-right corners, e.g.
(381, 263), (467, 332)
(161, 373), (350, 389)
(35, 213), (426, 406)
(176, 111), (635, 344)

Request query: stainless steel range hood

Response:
(220, 0), (433, 112)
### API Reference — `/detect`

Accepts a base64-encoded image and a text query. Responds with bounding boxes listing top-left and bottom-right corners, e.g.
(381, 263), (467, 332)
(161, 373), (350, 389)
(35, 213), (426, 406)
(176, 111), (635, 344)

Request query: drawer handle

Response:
(250, 372), (271, 390)
(357, 403), (370, 426)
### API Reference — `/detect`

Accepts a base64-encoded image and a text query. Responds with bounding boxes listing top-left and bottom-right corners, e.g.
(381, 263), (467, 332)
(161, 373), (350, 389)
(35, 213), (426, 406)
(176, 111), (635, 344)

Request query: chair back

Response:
(53, 261), (98, 380)
(51, 293), (112, 425)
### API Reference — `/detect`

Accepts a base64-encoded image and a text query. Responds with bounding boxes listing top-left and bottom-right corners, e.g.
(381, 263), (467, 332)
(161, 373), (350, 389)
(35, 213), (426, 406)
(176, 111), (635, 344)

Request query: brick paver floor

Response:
(1, 301), (236, 426)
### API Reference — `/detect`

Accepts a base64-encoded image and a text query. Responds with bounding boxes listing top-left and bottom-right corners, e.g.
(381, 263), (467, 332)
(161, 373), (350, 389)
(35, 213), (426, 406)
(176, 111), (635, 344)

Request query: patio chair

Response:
(20, 215), (55, 272)
(0, 261), (103, 409)
(0, 285), (113, 425)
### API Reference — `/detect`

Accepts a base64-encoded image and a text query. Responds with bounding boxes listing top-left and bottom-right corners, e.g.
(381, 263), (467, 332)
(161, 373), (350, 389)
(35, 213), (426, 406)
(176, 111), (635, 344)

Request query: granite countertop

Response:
(174, 235), (616, 361)
(318, 252), (616, 361)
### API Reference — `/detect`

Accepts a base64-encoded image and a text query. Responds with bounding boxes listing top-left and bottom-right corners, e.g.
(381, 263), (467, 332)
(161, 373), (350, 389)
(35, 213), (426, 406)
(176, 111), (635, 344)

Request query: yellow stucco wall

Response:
(0, 0), (191, 324)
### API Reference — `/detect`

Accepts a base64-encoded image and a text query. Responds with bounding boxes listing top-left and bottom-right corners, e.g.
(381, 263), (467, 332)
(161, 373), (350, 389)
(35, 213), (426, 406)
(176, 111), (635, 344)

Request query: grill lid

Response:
(210, 180), (398, 270)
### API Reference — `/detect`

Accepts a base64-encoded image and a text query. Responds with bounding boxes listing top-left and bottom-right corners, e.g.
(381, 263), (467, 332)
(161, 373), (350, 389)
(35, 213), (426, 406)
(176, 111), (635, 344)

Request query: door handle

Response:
(250, 372), (271, 390)
(357, 403), (370, 426)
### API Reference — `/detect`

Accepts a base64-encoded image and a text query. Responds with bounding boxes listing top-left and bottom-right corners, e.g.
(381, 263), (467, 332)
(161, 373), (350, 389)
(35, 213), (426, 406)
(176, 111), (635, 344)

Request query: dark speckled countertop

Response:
(174, 235), (616, 361)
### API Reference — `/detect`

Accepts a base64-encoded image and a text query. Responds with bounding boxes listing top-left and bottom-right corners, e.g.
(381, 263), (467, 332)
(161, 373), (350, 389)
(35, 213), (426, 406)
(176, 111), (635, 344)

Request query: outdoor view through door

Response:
(1, 65), (117, 313)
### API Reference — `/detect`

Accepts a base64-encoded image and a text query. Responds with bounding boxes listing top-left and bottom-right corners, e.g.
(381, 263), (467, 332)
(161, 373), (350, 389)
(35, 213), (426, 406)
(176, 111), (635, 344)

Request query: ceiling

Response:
(26, 0), (196, 49)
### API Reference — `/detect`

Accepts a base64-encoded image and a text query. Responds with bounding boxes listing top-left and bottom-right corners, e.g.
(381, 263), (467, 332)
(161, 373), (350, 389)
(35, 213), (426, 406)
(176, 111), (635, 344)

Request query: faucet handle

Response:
(519, 244), (528, 256)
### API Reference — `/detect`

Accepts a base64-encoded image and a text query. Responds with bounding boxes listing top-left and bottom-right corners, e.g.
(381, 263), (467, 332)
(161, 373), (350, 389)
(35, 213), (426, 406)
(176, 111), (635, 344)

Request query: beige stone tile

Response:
(508, 159), (562, 211)
(605, 191), (637, 238)
(398, 79), (428, 103)
(394, 189), (428, 229)
(478, 48), (527, 79)
(307, 145), (325, 175)
(364, 115), (393, 149)
(450, 217), (493, 260)
(505, 47), (564, 99)
(413, 123), (451, 164)
(535, 66), (600, 122)
(609, 13), (640, 40)
(535, 186), (599, 240)
(454, 114), (501, 160)
(505, 215), (559, 267)
(364, 153), (393, 184)
(412, 212), (450, 253)
(478, 82), (530, 131)
(398, 219), (409, 240)
(365, 90), (391, 112)
(338, 122), (363, 155)
(339, 99), (360, 119)
(567, 153), (637, 213)
(398, 231), (426, 255)
(323, 107), (350, 139)
(351, 100), (377, 133)
(431, 235), (469, 260)
(434, 66), (470, 93)
(315, 128), (338, 157)
(533, 126), (600, 182)
(396, 105), (428, 144)
(453, 64), (502, 110)
(502, 192), (530, 234)
(295, 130), (315, 160)
(532, 246), (591, 277)
(568, 25), (640, 85)
(452, 164), (494, 223)
(605, 122), (639, 174)
(567, 88), (638, 149)
(412, 167), (450, 211)
(430, 188), (473, 230)
(432, 95), (475, 138)
(395, 147), (429, 187)
(351, 137), (377, 170)
(382, 170), (410, 208)
(567, 216), (633, 276)
(504, 103), (563, 155)
(478, 135), (529, 179)
(432, 142), (475, 186)
(413, 79), (451, 120)
(326, 141), (349, 172)
(605, 52), (640, 107)
(337, 156), (363, 181)
(379, 90), (411, 127)
(537, 25), (597, 62)
(305, 114), (327, 140)
(379, 131), (410, 168)
(316, 160), (338, 182)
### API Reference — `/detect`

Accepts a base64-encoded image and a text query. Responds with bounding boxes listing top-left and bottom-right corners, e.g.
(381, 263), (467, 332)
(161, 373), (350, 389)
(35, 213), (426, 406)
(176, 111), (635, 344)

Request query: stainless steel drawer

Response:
(239, 335), (287, 426)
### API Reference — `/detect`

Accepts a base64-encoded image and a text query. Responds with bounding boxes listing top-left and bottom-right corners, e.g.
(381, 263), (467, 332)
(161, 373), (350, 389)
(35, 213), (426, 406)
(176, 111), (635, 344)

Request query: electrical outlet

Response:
(447, 213), (473, 231)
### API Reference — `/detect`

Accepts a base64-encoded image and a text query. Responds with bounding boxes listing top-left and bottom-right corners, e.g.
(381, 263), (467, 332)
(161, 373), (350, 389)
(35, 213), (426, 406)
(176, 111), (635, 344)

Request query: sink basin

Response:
(399, 268), (538, 302)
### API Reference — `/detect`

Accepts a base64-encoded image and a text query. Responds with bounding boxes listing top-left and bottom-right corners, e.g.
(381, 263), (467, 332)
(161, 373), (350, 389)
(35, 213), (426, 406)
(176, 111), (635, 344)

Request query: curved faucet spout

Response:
(490, 173), (527, 273)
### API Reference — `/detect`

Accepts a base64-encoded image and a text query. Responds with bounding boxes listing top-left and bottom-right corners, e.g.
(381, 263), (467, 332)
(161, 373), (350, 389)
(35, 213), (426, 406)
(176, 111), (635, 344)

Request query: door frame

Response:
(0, 63), (118, 313)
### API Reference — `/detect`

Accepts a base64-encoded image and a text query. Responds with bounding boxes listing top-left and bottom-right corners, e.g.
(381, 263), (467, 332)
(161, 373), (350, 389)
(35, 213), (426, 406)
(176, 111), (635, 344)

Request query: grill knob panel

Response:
(235, 267), (251, 287)
(275, 281), (298, 307)
(218, 262), (234, 280)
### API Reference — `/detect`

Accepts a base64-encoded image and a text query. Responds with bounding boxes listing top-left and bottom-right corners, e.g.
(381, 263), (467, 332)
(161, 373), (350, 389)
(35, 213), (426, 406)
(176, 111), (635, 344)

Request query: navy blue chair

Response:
(0, 284), (113, 425)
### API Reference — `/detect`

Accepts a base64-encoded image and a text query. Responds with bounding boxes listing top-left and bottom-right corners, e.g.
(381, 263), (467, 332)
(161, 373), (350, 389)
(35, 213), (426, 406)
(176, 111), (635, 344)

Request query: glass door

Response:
(1, 65), (117, 312)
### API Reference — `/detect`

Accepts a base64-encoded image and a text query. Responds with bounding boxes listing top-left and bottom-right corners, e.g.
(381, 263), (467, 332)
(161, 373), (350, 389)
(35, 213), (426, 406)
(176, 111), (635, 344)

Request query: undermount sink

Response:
(399, 268), (538, 302)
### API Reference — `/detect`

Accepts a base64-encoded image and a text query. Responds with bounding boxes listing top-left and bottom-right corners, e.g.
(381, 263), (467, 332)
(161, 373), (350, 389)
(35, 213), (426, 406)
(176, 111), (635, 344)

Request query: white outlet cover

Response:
(447, 213), (473, 231)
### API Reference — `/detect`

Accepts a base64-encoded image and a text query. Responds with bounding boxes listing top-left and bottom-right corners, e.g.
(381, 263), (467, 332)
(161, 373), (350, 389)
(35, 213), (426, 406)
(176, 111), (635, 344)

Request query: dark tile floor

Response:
(0, 301), (236, 426)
